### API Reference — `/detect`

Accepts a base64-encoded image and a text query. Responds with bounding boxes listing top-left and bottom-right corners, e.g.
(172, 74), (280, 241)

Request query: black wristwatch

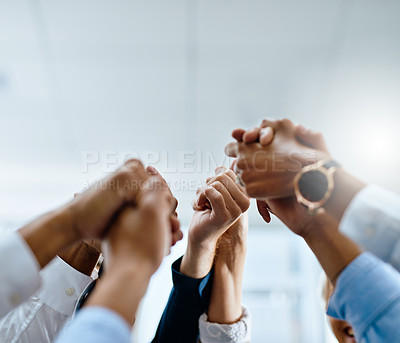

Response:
(294, 160), (341, 213)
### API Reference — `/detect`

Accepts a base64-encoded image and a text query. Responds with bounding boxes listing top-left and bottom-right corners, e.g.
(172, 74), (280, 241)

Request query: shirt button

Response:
(65, 288), (75, 296)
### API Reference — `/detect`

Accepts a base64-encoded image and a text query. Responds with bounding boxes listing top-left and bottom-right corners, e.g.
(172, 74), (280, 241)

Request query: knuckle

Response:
(231, 205), (242, 218)
(315, 131), (323, 139)
(240, 198), (251, 212)
(226, 169), (236, 178)
(210, 190), (224, 202)
(214, 174), (228, 185)
(261, 119), (272, 127)
(124, 158), (145, 171)
(211, 180), (224, 191)
(281, 118), (295, 129)
(206, 176), (214, 184)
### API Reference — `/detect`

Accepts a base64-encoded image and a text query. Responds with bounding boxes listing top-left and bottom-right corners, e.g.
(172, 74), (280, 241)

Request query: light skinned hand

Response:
(105, 174), (178, 273)
(180, 167), (250, 278)
(145, 166), (183, 250)
(189, 167), (250, 250)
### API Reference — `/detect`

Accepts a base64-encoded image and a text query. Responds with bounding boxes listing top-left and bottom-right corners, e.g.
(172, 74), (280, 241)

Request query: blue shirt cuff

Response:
(152, 257), (213, 343)
(171, 256), (213, 306)
(56, 307), (131, 343)
(327, 252), (400, 341)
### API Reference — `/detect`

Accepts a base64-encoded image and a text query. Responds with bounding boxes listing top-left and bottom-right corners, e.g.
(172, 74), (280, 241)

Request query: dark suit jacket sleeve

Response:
(152, 256), (213, 343)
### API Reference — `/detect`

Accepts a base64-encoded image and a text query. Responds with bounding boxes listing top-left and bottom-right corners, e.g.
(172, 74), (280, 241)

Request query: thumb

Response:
(295, 125), (329, 152)
(256, 200), (271, 223)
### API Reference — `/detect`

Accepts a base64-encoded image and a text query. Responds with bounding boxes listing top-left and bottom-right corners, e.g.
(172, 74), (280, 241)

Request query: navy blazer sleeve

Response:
(152, 256), (213, 343)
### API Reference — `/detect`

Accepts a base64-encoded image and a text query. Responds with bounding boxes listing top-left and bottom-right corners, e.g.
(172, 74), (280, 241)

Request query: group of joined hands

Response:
(19, 118), (363, 329)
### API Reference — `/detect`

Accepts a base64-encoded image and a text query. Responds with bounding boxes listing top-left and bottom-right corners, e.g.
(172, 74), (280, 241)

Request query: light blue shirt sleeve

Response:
(340, 185), (400, 271)
(327, 252), (400, 342)
(55, 307), (131, 343)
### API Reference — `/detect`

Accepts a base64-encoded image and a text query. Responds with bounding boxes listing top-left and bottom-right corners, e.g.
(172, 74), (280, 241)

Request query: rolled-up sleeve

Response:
(340, 185), (400, 271)
(327, 252), (400, 342)
(55, 307), (131, 343)
(0, 231), (41, 318)
(199, 306), (251, 343)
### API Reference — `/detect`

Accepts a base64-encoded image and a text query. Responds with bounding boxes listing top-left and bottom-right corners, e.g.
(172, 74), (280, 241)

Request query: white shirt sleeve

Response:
(198, 306), (251, 343)
(0, 256), (93, 343)
(340, 185), (400, 271)
(0, 231), (41, 318)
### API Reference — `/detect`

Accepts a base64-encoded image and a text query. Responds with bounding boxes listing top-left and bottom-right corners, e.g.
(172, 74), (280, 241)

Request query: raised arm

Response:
(18, 159), (148, 268)
(230, 119), (400, 271)
(0, 159), (149, 318)
(227, 118), (400, 341)
(153, 167), (250, 343)
(227, 119), (366, 221)
(199, 212), (251, 343)
(56, 173), (179, 343)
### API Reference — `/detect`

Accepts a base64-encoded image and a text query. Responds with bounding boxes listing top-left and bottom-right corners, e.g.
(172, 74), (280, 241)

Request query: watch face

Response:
(298, 170), (329, 202)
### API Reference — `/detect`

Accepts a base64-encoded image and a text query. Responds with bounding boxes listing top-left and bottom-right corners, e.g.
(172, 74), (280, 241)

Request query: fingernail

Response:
(147, 166), (157, 175)
(216, 166), (228, 175)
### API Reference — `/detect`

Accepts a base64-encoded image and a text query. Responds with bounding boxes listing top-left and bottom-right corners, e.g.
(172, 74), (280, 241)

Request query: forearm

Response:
(180, 240), (216, 278)
(303, 216), (361, 285)
(152, 257), (213, 343)
(19, 207), (80, 268)
(208, 244), (246, 324)
(323, 169), (366, 222)
(86, 259), (152, 326)
(58, 241), (100, 276)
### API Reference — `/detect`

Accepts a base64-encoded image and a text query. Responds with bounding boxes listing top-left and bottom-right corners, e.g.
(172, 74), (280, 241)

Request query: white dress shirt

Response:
(340, 185), (400, 270)
(0, 231), (93, 343)
(0, 231), (41, 318)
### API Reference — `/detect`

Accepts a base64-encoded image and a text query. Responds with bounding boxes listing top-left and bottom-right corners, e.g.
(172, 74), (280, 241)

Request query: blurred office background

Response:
(1, 1), (400, 342)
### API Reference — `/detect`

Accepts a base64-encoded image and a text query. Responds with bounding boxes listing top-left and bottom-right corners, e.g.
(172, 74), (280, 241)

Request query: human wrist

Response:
(19, 208), (81, 268)
(214, 243), (245, 296)
(323, 169), (366, 222)
(215, 243), (246, 270)
(208, 262), (243, 324)
(303, 223), (361, 285)
(87, 260), (152, 326)
(58, 241), (101, 276)
(208, 243), (245, 324)
(180, 239), (216, 278)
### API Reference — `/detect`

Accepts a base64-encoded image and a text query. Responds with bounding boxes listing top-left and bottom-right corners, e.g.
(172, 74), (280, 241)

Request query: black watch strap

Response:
(323, 160), (341, 170)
